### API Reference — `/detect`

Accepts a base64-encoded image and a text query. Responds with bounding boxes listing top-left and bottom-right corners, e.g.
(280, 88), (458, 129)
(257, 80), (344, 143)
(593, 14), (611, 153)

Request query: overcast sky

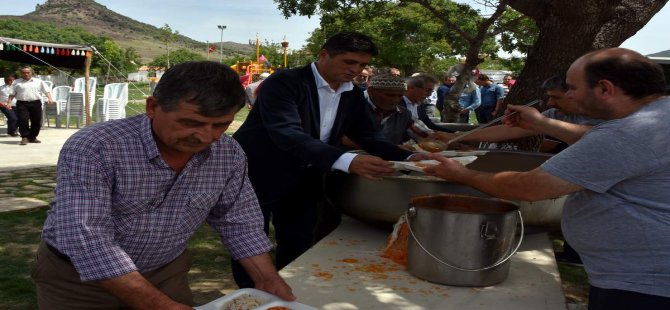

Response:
(4, 0), (669, 55)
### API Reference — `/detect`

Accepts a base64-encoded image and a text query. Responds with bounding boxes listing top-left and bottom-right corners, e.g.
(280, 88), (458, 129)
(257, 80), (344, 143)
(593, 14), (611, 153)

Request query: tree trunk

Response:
(506, 0), (668, 106)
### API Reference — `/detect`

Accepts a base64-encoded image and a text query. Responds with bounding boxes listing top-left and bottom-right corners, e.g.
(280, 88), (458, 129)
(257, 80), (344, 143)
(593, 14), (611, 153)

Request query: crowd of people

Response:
(22, 30), (669, 310)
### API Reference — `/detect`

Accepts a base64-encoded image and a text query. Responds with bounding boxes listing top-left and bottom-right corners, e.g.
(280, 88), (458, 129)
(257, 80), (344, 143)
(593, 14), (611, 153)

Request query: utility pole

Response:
(217, 25), (227, 63)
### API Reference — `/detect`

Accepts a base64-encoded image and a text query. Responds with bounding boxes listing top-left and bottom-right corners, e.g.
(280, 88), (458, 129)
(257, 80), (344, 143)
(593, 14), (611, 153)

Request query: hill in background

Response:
(0, 0), (253, 63)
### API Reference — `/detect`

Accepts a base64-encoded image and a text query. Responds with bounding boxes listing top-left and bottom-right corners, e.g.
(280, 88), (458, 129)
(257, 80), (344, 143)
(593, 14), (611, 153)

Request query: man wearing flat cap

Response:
(343, 74), (432, 148)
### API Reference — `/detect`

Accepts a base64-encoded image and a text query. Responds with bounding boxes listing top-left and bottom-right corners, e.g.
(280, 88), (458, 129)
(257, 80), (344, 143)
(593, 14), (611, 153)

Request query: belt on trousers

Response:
(45, 242), (72, 263)
(17, 100), (42, 104)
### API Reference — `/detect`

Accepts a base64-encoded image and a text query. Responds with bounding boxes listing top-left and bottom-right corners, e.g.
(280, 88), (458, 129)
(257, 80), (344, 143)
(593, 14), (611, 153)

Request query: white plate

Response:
(195, 288), (316, 310)
(392, 156), (477, 173)
(437, 150), (489, 157)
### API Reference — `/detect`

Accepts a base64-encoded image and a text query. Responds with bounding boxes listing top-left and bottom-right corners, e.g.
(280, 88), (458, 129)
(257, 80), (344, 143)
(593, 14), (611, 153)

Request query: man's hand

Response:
(348, 154), (395, 180)
(407, 152), (432, 161)
(430, 131), (457, 143)
(502, 105), (547, 132)
(422, 153), (470, 182)
(239, 253), (295, 301)
(98, 271), (192, 310)
(253, 274), (295, 301)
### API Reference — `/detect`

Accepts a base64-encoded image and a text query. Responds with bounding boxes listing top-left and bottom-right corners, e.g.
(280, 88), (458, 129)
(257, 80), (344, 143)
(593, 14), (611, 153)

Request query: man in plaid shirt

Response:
(32, 61), (295, 309)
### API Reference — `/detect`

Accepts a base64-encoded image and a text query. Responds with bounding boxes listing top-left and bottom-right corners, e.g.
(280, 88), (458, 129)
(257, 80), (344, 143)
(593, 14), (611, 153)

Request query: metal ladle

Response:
(446, 99), (543, 146)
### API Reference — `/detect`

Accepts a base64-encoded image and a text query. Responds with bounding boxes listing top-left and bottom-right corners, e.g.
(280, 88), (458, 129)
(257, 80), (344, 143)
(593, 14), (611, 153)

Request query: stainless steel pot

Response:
(406, 195), (521, 286)
(324, 150), (565, 228)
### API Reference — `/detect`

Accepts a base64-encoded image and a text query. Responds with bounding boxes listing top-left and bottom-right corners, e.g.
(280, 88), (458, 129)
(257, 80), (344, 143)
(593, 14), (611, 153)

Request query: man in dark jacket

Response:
(233, 32), (424, 287)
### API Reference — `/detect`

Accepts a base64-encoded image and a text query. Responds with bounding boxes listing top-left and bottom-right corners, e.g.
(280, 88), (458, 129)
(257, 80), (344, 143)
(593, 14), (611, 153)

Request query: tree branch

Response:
(403, 0), (473, 41)
(506, 0), (548, 20)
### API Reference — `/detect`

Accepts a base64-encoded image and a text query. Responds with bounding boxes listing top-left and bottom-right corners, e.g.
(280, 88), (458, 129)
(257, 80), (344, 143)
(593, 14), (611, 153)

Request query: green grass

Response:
(0, 207), (240, 309)
(0, 208), (47, 310)
(550, 232), (589, 304)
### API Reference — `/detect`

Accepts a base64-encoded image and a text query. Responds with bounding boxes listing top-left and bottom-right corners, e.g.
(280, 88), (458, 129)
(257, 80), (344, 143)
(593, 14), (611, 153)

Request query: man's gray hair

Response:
(406, 74), (437, 88)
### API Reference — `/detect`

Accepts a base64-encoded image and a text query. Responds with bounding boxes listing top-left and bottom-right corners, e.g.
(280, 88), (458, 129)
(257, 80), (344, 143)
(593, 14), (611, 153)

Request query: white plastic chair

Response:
(66, 92), (85, 128)
(72, 77), (97, 119)
(39, 81), (55, 127)
(96, 83), (128, 122)
(44, 86), (70, 128)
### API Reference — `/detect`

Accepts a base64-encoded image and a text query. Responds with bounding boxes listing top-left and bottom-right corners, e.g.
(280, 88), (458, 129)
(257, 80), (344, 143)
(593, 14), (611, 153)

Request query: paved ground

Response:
(0, 127), (77, 212)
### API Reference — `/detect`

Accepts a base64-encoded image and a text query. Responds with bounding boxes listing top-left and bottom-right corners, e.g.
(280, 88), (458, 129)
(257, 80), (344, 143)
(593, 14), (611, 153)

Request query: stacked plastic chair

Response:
(44, 86), (70, 128)
(71, 77), (97, 123)
(96, 83), (128, 122)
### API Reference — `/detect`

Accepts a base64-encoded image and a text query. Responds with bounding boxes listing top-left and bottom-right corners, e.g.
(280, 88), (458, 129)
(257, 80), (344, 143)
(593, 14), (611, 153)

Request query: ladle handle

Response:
(446, 99), (542, 145)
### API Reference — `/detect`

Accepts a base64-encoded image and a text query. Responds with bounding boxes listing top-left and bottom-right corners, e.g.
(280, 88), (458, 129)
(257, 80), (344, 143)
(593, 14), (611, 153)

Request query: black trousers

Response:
(16, 100), (43, 139)
(589, 285), (670, 310)
(475, 105), (496, 124)
(232, 168), (341, 288)
(1, 106), (18, 135)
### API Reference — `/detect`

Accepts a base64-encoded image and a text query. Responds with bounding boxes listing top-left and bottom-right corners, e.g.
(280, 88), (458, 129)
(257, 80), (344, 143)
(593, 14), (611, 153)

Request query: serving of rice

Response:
(220, 294), (265, 310)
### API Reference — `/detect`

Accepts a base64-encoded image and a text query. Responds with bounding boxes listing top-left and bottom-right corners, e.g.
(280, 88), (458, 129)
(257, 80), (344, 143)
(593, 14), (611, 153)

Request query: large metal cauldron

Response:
(324, 150), (565, 228)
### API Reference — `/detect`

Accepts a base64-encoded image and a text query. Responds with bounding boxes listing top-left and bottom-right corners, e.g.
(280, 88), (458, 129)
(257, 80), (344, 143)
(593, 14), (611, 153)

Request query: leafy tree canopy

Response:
(149, 48), (205, 67)
(278, 0), (535, 75)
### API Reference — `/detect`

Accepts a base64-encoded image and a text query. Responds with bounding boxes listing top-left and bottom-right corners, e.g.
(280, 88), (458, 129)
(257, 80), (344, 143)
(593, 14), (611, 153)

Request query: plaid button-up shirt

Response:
(42, 115), (271, 281)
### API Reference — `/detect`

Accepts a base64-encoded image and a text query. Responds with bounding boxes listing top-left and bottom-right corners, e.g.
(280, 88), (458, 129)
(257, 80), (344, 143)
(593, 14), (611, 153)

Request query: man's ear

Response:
(596, 80), (616, 97)
(145, 96), (159, 119)
(317, 49), (329, 61)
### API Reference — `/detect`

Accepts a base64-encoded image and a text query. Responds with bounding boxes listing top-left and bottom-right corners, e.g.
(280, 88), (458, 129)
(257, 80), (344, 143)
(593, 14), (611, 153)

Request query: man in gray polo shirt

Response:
(423, 48), (670, 309)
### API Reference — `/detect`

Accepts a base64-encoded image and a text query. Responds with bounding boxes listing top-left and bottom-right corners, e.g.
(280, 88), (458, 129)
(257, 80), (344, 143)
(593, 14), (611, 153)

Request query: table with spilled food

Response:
(199, 150), (568, 309)
(277, 150), (566, 309)
(277, 216), (565, 310)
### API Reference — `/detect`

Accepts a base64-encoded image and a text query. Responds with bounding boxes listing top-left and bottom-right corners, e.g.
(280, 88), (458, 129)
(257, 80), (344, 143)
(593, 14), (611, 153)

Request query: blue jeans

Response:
(1, 106), (18, 135)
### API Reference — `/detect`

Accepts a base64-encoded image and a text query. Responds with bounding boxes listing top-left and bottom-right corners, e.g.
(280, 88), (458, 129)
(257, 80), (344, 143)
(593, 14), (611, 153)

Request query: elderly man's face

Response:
(405, 82), (434, 103)
(354, 69), (370, 85)
(146, 98), (236, 155)
(20, 69), (32, 80)
(368, 87), (405, 112)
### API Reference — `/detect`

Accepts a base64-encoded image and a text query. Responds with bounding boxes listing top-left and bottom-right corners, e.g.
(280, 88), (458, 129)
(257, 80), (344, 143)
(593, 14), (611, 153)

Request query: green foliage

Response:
(298, 2), (469, 75)
(149, 48), (205, 67)
(275, 0), (537, 74)
(0, 208), (47, 310)
(158, 24), (180, 68)
(257, 40), (288, 68)
(494, 8), (538, 55)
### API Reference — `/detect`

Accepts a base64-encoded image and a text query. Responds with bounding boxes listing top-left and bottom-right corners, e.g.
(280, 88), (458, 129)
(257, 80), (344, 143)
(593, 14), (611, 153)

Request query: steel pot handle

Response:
(405, 210), (524, 272)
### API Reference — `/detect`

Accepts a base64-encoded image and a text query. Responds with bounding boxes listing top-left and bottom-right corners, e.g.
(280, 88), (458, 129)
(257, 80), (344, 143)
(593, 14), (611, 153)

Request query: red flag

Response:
(208, 45), (216, 53)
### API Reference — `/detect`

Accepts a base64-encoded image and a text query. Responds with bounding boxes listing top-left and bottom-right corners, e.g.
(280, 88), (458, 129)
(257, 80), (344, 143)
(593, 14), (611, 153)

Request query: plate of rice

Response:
(195, 288), (316, 310)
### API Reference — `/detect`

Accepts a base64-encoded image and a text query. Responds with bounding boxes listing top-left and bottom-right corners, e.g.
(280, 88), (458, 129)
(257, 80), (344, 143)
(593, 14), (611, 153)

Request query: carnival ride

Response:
(229, 36), (278, 84)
